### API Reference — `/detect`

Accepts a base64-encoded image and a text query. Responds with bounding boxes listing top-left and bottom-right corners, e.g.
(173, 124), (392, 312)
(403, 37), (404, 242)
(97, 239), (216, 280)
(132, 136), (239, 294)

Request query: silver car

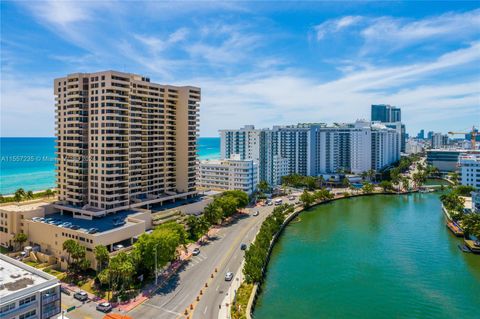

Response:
(225, 272), (234, 281)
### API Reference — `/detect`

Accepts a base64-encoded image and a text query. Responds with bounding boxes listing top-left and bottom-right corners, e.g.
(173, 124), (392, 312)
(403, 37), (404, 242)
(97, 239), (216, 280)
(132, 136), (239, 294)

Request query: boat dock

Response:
(464, 239), (480, 254)
(446, 222), (464, 237)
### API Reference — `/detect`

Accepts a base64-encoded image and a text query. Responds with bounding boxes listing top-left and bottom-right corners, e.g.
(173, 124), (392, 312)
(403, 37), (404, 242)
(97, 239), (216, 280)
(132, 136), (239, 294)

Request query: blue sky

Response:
(1, 1), (479, 137)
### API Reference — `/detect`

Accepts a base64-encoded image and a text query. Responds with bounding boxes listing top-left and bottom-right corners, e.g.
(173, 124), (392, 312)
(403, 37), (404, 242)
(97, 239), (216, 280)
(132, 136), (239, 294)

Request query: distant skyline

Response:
(1, 1), (479, 137)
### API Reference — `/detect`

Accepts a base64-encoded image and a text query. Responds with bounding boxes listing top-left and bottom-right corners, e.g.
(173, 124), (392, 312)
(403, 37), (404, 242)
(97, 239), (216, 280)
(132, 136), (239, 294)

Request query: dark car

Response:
(73, 291), (88, 301)
(96, 302), (112, 313)
(69, 225), (80, 230)
(240, 243), (247, 250)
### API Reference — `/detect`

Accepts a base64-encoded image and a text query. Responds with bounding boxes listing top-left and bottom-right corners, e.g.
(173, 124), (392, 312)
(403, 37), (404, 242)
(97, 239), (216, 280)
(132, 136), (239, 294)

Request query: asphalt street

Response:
(128, 199), (285, 319)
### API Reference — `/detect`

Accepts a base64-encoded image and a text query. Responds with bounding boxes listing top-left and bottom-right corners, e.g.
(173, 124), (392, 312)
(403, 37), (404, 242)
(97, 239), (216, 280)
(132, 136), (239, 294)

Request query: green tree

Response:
(45, 189), (54, 198)
(25, 191), (34, 200)
(94, 245), (110, 273)
(101, 252), (135, 301)
(62, 239), (89, 273)
(203, 202), (223, 225)
(299, 190), (315, 208)
(216, 195), (239, 218)
(362, 182), (374, 194)
(342, 177), (351, 189)
(379, 180), (394, 192)
(13, 233), (27, 251)
(453, 185), (477, 197)
(14, 188), (26, 201)
(257, 180), (270, 194)
(461, 213), (480, 237)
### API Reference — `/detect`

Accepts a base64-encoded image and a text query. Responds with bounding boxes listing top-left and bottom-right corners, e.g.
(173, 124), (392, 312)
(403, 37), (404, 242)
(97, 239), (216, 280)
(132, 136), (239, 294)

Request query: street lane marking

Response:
(142, 302), (182, 316)
(204, 306), (208, 314)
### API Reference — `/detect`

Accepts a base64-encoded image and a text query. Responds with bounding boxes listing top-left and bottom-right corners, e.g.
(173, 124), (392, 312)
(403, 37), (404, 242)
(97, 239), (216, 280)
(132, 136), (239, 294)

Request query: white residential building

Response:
(220, 120), (400, 186)
(406, 139), (425, 154)
(0, 254), (61, 319)
(459, 153), (480, 189)
(198, 155), (258, 195)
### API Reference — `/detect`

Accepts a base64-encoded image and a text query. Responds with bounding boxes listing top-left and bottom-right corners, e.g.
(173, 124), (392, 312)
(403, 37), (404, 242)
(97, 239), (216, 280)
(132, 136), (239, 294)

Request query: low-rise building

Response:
(198, 156), (258, 195)
(0, 254), (61, 319)
(0, 201), (152, 270)
(426, 149), (470, 172)
(458, 153), (480, 189)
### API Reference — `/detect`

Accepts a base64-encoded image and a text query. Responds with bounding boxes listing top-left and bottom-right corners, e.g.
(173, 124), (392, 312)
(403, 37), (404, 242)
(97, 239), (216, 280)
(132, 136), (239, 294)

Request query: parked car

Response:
(240, 243), (247, 250)
(87, 228), (99, 234)
(60, 286), (71, 295)
(113, 244), (124, 251)
(225, 272), (234, 281)
(252, 211), (259, 216)
(96, 302), (112, 313)
(32, 217), (42, 222)
(69, 225), (80, 230)
(288, 195), (295, 200)
(192, 248), (200, 256)
(73, 291), (88, 301)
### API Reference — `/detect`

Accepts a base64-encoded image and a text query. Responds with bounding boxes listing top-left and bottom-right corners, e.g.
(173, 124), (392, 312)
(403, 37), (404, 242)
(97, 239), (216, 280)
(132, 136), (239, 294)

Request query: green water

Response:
(254, 194), (480, 319)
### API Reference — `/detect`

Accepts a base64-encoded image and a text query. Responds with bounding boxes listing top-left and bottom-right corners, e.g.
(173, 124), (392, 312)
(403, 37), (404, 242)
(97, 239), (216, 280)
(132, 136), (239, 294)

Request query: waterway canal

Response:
(254, 193), (480, 318)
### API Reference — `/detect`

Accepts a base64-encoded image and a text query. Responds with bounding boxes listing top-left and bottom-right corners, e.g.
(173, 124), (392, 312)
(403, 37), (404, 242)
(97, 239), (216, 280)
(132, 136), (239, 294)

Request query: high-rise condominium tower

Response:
(54, 71), (200, 215)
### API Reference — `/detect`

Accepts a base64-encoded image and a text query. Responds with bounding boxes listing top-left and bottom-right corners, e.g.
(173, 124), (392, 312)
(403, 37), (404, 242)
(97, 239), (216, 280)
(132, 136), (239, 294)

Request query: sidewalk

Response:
(218, 261), (245, 319)
(61, 226), (223, 313)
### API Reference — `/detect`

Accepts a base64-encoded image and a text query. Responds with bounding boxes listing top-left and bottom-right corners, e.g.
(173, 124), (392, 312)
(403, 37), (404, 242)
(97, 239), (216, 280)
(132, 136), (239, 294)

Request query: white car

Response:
(225, 272), (234, 281)
(252, 211), (259, 216)
(113, 244), (124, 251)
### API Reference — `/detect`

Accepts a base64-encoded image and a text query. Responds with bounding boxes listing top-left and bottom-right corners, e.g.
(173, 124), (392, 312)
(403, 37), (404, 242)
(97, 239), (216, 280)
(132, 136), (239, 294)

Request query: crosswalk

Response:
(185, 253), (208, 270)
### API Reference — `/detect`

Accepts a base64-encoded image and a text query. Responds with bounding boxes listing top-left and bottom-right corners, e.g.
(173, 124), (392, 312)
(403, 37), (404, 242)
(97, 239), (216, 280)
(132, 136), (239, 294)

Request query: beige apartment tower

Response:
(54, 71), (200, 216)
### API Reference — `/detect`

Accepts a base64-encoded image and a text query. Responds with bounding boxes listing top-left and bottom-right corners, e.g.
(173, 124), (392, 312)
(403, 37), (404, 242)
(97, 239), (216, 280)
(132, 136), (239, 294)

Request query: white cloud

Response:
(315, 15), (363, 40)
(361, 9), (480, 49)
(193, 42), (480, 136)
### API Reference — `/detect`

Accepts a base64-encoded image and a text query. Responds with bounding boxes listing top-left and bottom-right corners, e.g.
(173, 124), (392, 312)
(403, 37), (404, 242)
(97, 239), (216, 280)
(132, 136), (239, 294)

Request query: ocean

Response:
(0, 137), (220, 195)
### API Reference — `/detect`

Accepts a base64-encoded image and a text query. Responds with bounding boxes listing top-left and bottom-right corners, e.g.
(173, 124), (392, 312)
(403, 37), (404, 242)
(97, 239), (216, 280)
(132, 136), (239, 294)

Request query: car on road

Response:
(96, 302), (113, 313)
(240, 243), (247, 250)
(288, 195), (295, 200)
(192, 248), (200, 256)
(252, 211), (259, 216)
(225, 272), (234, 281)
(73, 291), (88, 301)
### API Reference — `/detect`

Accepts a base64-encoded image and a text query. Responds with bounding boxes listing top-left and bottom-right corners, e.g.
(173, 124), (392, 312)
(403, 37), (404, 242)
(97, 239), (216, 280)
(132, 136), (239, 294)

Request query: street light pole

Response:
(155, 246), (158, 286)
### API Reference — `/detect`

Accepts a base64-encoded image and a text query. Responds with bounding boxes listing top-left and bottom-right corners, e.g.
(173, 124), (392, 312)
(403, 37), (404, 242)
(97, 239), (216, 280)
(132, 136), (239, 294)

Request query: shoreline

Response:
(245, 190), (416, 318)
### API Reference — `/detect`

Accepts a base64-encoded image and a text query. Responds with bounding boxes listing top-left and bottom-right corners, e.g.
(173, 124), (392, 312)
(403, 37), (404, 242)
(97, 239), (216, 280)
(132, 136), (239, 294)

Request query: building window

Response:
(19, 295), (36, 306)
(0, 303), (15, 314)
(19, 310), (36, 319)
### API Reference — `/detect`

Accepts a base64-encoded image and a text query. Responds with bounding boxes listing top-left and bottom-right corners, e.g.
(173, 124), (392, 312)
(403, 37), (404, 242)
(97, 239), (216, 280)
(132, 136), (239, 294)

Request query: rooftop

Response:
(28, 210), (139, 234)
(0, 201), (50, 212)
(0, 254), (57, 300)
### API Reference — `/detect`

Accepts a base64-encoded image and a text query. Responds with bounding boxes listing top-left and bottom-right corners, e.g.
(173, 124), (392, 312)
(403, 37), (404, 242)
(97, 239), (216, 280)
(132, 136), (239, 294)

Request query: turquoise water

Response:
(254, 194), (480, 319)
(0, 137), (220, 195)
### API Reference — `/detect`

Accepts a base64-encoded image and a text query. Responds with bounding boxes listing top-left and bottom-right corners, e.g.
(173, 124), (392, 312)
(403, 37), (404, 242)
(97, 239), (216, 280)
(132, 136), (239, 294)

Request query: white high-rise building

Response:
(220, 120), (400, 186)
(458, 153), (480, 189)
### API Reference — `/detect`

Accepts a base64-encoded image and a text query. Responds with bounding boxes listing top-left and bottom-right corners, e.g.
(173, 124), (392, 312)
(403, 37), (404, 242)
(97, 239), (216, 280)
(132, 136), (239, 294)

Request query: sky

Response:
(1, 1), (479, 137)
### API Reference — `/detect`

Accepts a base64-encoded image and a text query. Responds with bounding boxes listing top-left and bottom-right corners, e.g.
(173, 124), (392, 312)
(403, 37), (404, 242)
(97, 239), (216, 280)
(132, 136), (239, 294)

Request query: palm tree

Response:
(45, 189), (54, 198)
(14, 188), (25, 203)
(25, 191), (34, 201)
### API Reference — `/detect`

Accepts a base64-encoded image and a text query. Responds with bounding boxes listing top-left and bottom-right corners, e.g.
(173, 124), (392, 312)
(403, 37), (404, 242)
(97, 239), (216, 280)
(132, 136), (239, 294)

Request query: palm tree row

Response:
(0, 188), (55, 204)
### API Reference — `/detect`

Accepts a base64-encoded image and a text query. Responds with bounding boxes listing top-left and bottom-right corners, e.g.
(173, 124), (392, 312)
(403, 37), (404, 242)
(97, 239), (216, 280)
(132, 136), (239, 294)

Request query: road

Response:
(128, 199), (286, 319)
